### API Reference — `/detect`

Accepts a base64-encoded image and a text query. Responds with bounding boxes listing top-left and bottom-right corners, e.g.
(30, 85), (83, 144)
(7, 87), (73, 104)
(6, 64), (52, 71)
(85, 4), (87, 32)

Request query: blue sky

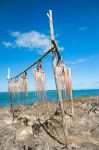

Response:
(0, 0), (99, 92)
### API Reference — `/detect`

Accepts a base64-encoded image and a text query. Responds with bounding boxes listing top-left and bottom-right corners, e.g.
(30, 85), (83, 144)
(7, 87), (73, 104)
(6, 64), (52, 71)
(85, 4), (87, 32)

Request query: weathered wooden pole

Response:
(7, 68), (13, 114)
(47, 10), (68, 148)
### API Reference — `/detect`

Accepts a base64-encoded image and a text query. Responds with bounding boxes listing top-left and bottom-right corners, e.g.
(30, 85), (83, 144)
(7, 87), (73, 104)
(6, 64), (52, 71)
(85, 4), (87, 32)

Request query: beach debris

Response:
(33, 64), (46, 100)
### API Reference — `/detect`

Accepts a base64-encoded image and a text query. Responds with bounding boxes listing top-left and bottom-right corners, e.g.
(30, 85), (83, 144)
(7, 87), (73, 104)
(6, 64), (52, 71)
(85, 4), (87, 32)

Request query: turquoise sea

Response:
(0, 89), (99, 108)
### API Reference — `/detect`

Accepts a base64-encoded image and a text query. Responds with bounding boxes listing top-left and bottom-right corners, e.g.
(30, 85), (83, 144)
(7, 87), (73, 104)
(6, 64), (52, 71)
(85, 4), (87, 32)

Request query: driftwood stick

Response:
(32, 108), (73, 147)
(38, 118), (65, 146)
(90, 124), (99, 132)
(32, 110), (64, 145)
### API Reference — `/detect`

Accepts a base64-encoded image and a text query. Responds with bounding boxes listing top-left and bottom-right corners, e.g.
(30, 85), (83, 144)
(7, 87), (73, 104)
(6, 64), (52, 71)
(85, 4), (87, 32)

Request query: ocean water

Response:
(0, 89), (99, 108)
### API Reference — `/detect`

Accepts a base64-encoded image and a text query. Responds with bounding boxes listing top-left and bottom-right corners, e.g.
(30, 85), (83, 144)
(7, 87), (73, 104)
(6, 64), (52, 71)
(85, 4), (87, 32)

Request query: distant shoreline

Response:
(0, 89), (99, 108)
(0, 88), (99, 93)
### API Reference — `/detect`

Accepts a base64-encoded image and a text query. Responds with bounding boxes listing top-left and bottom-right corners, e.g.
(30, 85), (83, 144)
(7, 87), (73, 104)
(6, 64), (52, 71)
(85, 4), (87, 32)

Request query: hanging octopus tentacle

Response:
(20, 73), (28, 97)
(33, 64), (46, 101)
(55, 61), (72, 98)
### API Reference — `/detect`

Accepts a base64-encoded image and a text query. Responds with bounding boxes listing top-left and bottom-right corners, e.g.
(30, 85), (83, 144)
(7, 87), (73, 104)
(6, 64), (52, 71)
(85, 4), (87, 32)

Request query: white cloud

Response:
(2, 31), (64, 53)
(78, 27), (88, 31)
(15, 31), (50, 52)
(74, 81), (99, 90)
(66, 54), (99, 66)
(11, 31), (21, 37)
(66, 58), (86, 65)
(2, 41), (13, 47)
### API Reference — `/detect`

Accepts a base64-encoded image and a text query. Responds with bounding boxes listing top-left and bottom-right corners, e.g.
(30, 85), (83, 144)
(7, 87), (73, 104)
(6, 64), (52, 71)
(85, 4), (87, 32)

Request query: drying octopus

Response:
(20, 73), (28, 96)
(55, 62), (72, 97)
(8, 80), (19, 96)
(33, 66), (46, 99)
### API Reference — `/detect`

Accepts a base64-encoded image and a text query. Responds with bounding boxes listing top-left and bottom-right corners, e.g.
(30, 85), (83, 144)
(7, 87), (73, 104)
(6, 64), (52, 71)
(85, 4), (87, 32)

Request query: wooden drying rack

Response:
(8, 10), (74, 148)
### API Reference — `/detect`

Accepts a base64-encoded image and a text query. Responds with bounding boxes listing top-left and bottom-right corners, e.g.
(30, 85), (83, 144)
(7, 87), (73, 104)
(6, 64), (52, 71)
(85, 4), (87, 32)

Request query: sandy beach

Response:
(0, 96), (99, 150)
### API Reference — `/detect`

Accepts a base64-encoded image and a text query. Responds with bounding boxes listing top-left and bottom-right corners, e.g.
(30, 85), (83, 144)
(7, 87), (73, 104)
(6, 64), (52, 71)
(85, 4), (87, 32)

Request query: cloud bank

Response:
(74, 81), (99, 90)
(2, 41), (13, 47)
(65, 54), (99, 67)
(2, 31), (64, 53)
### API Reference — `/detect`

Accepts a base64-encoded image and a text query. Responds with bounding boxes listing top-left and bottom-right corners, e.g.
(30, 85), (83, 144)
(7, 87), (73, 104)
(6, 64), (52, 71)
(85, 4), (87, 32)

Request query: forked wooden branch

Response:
(32, 108), (73, 148)
(32, 109), (65, 146)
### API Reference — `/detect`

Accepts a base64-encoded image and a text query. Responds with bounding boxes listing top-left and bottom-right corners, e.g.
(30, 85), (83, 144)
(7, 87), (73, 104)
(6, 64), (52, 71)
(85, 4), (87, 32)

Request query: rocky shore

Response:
(0, 96), (99, 150)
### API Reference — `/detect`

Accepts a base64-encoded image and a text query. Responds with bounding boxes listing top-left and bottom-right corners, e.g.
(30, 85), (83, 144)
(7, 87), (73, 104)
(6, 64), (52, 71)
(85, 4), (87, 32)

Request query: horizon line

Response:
(0, 88), (99, 93)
